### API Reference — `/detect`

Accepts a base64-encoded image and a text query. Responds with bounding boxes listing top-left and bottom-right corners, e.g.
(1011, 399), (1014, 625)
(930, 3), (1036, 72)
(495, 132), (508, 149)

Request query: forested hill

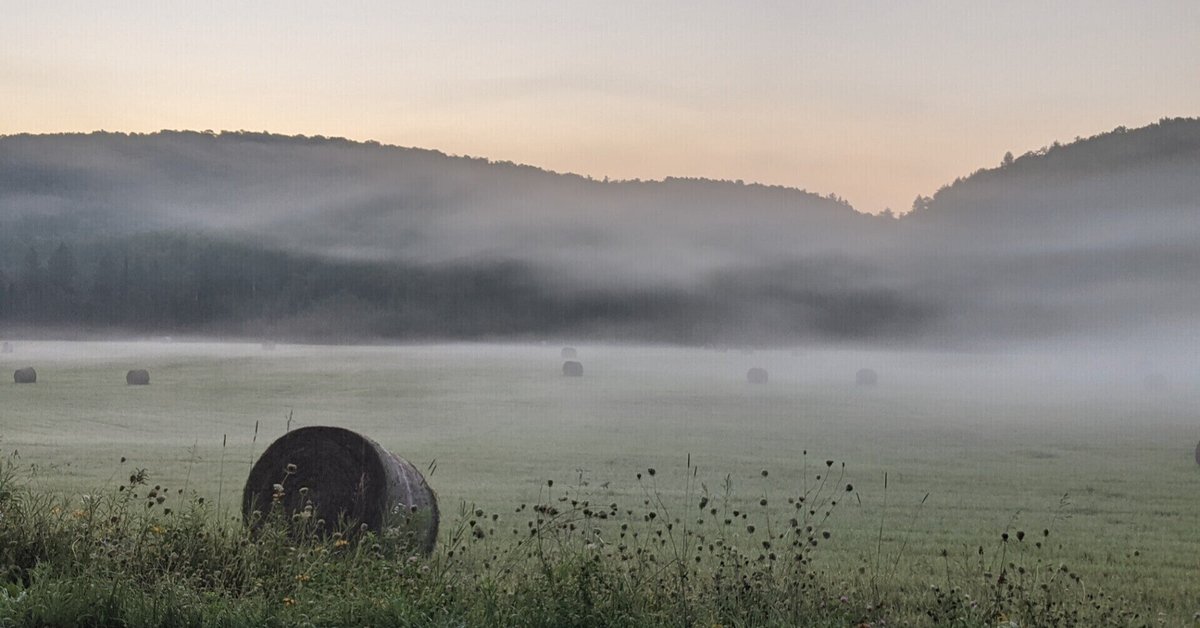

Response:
(904, 118), (1200, 248)
(0, 119), (1198, 344)
(0, 130), (876, 283)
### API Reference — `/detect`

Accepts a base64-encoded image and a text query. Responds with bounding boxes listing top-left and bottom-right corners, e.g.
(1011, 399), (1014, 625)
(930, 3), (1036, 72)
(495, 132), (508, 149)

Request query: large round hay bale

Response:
(243, 426), (439, 553)
(856, 368), (878, 386)
(561, 347), (577, 359)
(126, 369), (150, 386)
(562, 361), (583, 377)
(13, 367), (36, 384)
(747, 367), (768, 384)
(1, 341), (13, 354)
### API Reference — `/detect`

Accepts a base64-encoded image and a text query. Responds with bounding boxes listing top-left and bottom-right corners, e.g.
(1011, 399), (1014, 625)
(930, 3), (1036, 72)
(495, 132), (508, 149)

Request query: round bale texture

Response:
(243, 426), (439, 553)
(126, 369), (150, 385)
(561, 347), (578, 359)
(747, 367), (768, 384)
(856, 368), (878, 386)
(562, 361), (583, 377)
(13, 367), (36, 384)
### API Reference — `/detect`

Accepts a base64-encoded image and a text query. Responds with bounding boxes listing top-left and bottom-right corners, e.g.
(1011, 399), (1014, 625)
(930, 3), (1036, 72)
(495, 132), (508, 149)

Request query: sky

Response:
(2, 1), (1197, 213)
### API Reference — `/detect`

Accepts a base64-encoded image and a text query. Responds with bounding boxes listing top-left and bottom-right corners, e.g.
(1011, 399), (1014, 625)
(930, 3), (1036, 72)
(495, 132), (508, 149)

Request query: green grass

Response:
(0, 453), (1151, 627)
(1, 340), (1198, 625)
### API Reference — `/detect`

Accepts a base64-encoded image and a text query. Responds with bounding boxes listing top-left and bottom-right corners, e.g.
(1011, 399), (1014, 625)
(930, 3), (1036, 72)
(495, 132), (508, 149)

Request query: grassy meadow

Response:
(1, 340), (1198, 625)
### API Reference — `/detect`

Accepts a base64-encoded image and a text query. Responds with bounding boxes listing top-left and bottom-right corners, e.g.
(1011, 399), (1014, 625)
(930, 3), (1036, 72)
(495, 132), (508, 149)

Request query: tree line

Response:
(0, 234), (693, 341)
(0, 233), (929, 343)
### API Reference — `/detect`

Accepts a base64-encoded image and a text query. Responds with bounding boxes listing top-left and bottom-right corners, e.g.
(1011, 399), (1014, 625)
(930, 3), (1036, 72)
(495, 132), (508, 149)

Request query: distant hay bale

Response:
(562, 361), (583, 377)
(747, 367), (768, 384)
(261, 341), (277, 351)
(243, 426), (439, 554)
(561, 347), (577, 359)
(856, 368), (878, 386)
(1, 341), (12, 354)
(126, 369), (150, 386)
(13, 367), (36, 384)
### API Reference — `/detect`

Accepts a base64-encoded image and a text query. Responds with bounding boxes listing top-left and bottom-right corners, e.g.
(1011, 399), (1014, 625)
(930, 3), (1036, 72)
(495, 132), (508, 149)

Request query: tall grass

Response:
(0, 454), (1146, 627)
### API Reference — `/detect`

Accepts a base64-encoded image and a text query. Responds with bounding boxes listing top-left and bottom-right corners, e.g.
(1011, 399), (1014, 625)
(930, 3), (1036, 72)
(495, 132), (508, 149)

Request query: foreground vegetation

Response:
(1, 455), (1158, 628)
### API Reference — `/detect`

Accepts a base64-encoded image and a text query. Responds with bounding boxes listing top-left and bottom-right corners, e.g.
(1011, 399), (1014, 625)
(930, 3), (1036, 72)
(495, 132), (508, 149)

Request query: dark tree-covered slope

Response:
(1, 118), (1197, 344)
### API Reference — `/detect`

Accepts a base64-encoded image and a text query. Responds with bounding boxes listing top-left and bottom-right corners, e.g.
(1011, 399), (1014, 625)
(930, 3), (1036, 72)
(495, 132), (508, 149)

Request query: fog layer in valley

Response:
(1, 119), (1198, 347)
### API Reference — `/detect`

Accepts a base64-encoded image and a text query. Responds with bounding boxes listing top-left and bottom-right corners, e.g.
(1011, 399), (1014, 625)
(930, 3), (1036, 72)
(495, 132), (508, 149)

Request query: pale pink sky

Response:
(2, 1), (1197, 213)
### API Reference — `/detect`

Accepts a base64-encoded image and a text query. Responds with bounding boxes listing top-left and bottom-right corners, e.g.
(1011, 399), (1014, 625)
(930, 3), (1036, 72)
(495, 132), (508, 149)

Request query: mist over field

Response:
(4, 0), (1200, 622)
(2, 122), (1198, 623)
(2, 118), (1198, 348)
(2, 336), (1198, 623)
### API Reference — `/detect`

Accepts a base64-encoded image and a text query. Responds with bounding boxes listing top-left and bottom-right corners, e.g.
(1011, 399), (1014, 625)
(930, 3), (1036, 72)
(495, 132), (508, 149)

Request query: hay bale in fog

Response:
(13, 367), (36, 384)
(561, 347), (577, 359)
(856, 368), (878, 386)
(747, 367), (768, 384)
(243, 426), (439, 553)
(1, 341), (12, 354)
(562, 361), (583, 377)
(126, 369), (150, 386)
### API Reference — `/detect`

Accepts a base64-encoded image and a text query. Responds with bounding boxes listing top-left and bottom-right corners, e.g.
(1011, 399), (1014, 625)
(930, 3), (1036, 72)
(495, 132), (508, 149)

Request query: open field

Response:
(2, 340), (1199, 621)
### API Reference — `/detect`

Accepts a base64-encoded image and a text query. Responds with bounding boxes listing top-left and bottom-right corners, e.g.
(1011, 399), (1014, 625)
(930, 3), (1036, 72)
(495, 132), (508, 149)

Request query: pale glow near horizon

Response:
(2, 1), (1197, 213)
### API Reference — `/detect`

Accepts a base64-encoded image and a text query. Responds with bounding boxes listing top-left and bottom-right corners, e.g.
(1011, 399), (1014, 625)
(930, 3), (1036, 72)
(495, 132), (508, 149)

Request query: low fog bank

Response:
(1, 119), (1198, 347)
(3, 340), (1196, 430)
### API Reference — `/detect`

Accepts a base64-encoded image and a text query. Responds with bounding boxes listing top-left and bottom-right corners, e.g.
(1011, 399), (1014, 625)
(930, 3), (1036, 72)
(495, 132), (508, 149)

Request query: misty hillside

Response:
(896, 118), (1200, 340)
(0, 131), (880, 285)
(1, 119), (1198, 344)
(906, 117), (1200, 246)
